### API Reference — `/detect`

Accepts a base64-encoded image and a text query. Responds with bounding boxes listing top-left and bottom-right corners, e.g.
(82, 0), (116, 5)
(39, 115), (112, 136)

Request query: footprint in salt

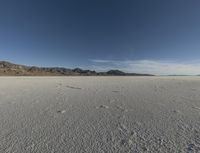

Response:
(56, 83), (62, 88)
(192, 106), (200, 111)
(96, 105), (109, 109)
(112, 90), (119, 93)
(116, 105), (128, 112)
(109, 99), (115, 103)
(66, 85), (82, 90)
(57, 110), (66, 114)
(173, 109), (181, 114)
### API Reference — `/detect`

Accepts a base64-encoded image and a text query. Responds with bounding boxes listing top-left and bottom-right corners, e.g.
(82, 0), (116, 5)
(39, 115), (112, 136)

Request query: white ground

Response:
(0, 77), (200, 153)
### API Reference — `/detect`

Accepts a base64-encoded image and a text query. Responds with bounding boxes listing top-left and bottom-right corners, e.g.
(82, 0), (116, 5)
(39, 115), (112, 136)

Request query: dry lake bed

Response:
(0, 77), (200, 153)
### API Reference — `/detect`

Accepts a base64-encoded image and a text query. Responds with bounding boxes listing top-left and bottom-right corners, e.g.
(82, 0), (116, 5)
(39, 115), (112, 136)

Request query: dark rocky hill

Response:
(0, 61), (154, 76)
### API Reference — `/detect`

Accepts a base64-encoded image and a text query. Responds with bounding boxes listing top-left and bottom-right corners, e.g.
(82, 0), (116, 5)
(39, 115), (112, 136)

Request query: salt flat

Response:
(0, 77), (200, 153)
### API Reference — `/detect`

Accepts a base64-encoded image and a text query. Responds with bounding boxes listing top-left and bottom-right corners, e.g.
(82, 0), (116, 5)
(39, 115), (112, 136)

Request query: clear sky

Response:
(1, 0), (200, 75)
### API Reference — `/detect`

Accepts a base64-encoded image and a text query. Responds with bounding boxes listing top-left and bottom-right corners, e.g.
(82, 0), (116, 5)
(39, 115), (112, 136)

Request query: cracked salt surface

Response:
(0, 76), (200, 153)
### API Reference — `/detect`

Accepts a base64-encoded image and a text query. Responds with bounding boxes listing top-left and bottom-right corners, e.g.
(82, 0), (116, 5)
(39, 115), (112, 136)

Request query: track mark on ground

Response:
(96, 105), (109, 109)
(192, 106), (200, 111)
(116, 105), (128, 112)
(66, 85), (82, 90)
(109, 99), (115, 103)
(112, 90), (119, 93)
(57, 110), (66, 114)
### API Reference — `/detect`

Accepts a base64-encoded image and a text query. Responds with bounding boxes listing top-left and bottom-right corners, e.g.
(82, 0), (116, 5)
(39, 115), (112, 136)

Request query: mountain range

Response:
(0, 61), (154, 76)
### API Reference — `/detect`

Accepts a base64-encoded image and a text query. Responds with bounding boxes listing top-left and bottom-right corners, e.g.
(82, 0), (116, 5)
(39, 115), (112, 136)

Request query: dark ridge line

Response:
(0, 61), (154, 76)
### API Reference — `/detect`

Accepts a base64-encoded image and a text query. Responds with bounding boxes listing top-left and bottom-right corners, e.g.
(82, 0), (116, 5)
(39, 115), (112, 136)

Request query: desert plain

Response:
(0, 76), (200, 153)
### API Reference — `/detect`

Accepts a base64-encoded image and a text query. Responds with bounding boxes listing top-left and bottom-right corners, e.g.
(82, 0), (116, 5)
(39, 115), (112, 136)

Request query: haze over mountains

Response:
(0, 61), (153, 76)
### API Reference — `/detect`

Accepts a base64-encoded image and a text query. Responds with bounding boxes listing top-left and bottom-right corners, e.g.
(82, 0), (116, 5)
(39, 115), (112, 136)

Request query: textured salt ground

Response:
(0, 77), (200, 153)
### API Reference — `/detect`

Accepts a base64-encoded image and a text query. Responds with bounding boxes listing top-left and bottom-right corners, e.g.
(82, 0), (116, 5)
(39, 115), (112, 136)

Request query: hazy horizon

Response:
(1, 0), (200, 75)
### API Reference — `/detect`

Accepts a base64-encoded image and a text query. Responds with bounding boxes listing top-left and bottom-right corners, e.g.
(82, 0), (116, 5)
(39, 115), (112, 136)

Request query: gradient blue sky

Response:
(1, 0), (200, 74)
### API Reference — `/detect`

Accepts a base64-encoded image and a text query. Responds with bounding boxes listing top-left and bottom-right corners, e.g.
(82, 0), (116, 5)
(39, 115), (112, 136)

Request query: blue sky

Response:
(0, 0), (200, 74)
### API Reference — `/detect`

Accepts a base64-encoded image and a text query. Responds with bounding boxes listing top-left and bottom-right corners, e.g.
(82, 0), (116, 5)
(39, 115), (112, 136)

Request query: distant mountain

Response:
(106, 70), (126, 75)
(167, 75), (191, 76)
(0, 61), (154, 76)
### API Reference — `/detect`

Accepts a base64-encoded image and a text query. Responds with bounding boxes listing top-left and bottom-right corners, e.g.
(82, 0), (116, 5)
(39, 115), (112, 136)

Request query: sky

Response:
(0, 0), (200, 75)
